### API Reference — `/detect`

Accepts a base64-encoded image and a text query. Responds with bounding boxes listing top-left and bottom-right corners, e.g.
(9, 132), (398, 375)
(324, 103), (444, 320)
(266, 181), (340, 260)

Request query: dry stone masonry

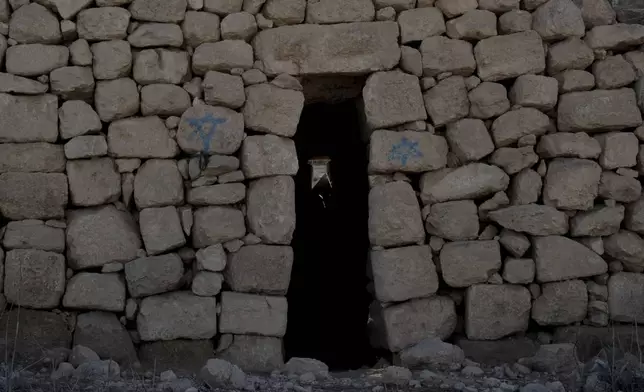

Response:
(0, 0), (644, 377)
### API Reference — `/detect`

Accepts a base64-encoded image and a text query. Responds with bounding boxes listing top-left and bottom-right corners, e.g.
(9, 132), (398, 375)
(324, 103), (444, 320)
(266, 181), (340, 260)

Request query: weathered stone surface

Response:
(420, 37), (475, 77)
(243, 83), (303, 137)
(489, 147), (539, 175)
(125, 254), (184, 297)
(74, 312), (137, 366)
(77, 7), (130, 41)
(363, 71), (426, 129)
(465, 284), (531, 340)
(129, 0), (187, 22)
(141, 84), (191, 116)
(369, 181), (424, 247)
(499, 10), (532, 34)
(193, 207), (246, 248)
(369, 131), (447, 173)
(510, 75), (558, 111)
(0, 73), (48, 95)
(203, 71), (245, 109)
(192, 272), (224, 296)
(626, 197), (644, 234)
(599, 171), (642, 203)
(533, 280), (588, 326)
(420, 164), (509, 204)
(398, 7), (444, 44)
(90, 41), (131, 81)
(371, 245), (438, 303)
(397, 337), (465, 370)
(220, 12), (257, 41)
(219, 292), (287, 337)
(559, 89), (643, 132)
(0, 173), (67, 220)
(263, 0), (305, 25)
(595, 132), (638, 170)
(63, 273), (126, 312)
(499, 229), (531, 258)
(196, 244), (226, 271)
(604, 230), (644, 271)
(187, 184), (245, 206)
(67, 158), (121, 207)
(138, 292), (218, 340)
(479, 0), (520, 12)
(4, 249), (65, 309)
(108, 116), (179, 158)
(533, 0), (585, 41)
(474, 31), (545, 82)
(571, 205), (624, 237)
(65, 136), (108, 160)
(225, 245), (293, 295)
(436, 0), (477, 17)
(6, 44), (68, 77)
(575, 0), (615, 27)
(424, 76), (470, 127)
(139, 207), (186, 255)
(537, 133), (601, 159)
(0, 94), (57, 143)
(128, 23), (184, 47)
(555, 70), (596, 93)
(608, 272), (644, 323)
(379, 296), (456, 351)
(241, 135), (298, 179)
(134, 159), (184, 209)
(217, 335), (284, 373)
(440, 241), (502, 288)
(182, 11), (221, 47)
(66, 205), (141, 269)
(139, 340), (213, 376)
(253, 22), (400, 75)
(491, 108), (550, 147)
(95, 78), (140, 122)
(425, 200), (479, 241)
(502, 258), (535, 284)
(133, 49), (189, 85)
(547, 37), (594, 76)
(59, 100), (102, 140)
(247, 176), (295, 245)
(468, 82), (510, 119)
(533, 235), (608, 282)
(446, 10), (497, 40)
(445, 119), (495, 162)
(593, 55), (636, 90)
(0, 143), (64, 173)
(9, 3), (61, 44)
(543, 158), (601, 211)
(585, 23), (644, 50)
(193, 40), (253, 74)
(177, 105), (244, 155)
(488, 205), (568, 236)
(510, 169), (542, 205)
(3, 220), (64, 252)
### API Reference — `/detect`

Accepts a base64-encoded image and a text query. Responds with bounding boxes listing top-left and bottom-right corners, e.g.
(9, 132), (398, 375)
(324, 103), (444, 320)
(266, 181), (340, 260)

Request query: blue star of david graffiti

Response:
(187, 113), (227, 154)
(388, 137), (423, 166)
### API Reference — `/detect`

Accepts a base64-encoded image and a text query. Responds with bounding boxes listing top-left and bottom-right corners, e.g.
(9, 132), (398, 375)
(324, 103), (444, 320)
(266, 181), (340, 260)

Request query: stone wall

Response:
(0, 0), (644, 375)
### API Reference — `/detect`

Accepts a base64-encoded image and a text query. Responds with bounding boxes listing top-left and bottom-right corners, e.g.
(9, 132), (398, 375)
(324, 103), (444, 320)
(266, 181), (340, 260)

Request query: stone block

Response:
(536, 132), (601, 159)
(182, 11), (221, 47)
(509, 75), (558, 111)
(243, 83), (303, 137)
(439, 240), (502, 288)
(127, 23), (184, 47)
(62, 272), (126, 312)
(489, 146), (539, 175)
(368, 181), (424, 247)
(584, 23), (644, 50)
(177, 105), (244, 155)
(192, 271), (224, 296)
(125, 254), (184, 298)
(196, 244), (227, 271)
(2, 220), (64, 253)
(134, 159), (184, 209)
(594, 132), (639, 170)
(488, 204), (568, 236)
(532, 235), (608, 282)
(532, 0), (585, 41)
(468, 82), (510, 119)
(225, 245), (293, 295)
(465, 284), (531, 340)
(369, 130), (447, 173)
(425, 200), (479, 241)
(554, 70), (595, 93)
(253, 22), (400, 75)
(221, 12), (258, 41)
(0, 143), (65, 173)
(543, 158), (601, 211)
(547, 37), (594, 76)
(192, 40), (253, 74)
(499, 229), (530, 258)
(558, 89), (642, 133)
(625, 197), (644, 235)
(50, 66), (95, 101)
(0, 73), (48, 95)
(510, 169), (542, 205)
(363, 71), (426, 129)
(491, 108), (550, 147)
(94, 78), (140, 122)
(502, 258), (534, 284)
(4, 249), (65, 309)
(570, 205), (624, 237)
(129, 0), (187, 22)
(77, 7), (130, 40)
(446, 10), (497, 40)
(532, 280), (588, 326)
(139, 206), (186, 255)
(604, 230), (644, 271)
(108, 116), (179, 158)
(217, 335), (284, 373)
(9, 3), (61, 44)
(420, 36), (475, 77)
(398, 7), (444, 43)
(498, 10), (532, 34)
(5, 44), (69, 77)
(219, 292), (287, 337)
(371, 245), (438, 303)
(445, 119), (495, 162)
(0, 173), (67, 220)
(241, 135), (298, 179)
(67, 158), (121, 207)
(74, 312), (137, 366)
(247, 176), (295, 245)
(423, 76), (470, 127)
(203, 71), (245, 109)
(193, 207), (246, 248)
(474, 31), (545, 81)
(0, 94), (57, 143)
(141, 84), (191, 116)
(593, 55), (636, 90)
(133, 49), (189, 85)
(66, 205), (141, 269)
(187, 183), (246, 206)
(65, 135), (109, 160)
(608, 272), (644, 323)
(420, 163), (509, 204)
(598, 171), (642, 203)
(59, 100), (102, 140)
(138, 292), (218, 340)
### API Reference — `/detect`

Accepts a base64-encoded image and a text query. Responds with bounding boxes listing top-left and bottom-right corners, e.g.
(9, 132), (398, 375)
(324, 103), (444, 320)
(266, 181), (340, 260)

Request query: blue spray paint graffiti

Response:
(186, 113), (227, 153)
(388, 137), (423, 166)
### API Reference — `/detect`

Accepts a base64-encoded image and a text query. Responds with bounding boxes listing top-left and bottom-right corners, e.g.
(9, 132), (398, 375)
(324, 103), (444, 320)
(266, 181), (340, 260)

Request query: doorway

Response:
(284, 99), (376, 370)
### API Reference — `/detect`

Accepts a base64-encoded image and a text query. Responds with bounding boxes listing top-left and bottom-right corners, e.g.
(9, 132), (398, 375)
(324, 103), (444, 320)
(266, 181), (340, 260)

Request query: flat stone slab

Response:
(558, 88), (642, 132)
(253, 22), (400, 75)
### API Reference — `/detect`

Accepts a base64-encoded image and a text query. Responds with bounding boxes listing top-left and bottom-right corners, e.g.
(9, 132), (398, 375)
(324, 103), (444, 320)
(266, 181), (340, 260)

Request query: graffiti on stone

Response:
(388, 137), (423, 166)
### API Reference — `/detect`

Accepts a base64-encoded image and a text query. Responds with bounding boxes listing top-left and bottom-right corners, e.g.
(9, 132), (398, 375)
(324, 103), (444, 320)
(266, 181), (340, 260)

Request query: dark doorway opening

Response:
(285, 99), (376, 371)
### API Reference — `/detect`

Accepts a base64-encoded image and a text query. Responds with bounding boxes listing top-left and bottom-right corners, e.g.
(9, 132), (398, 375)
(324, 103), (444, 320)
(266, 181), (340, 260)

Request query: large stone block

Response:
(63, 273), (126, 312)
(141, 84), (191, 116)
(4, 249), (65, 309)
(532, 280), (587, 326)
(423, 76), (470, 127)
(0, 73), (48, 95)
(225, 245), (293, 295)
(253, 22), (400, 75)
(474, 31), (545, 81)
(446, 9), (497, 40)
(193, 206), (246, 248)
(187, 184), (246, 206)
(420, 164), (509, 204)
(0, 143), (64, 173)
(604, 230), (644, 271)
(536, 132), (601, 159)
(570, 205), (624, 237)
(94, 78), (140, 123)
(108, 116), (178, 159)
(379, 296), (456, 352)
(491, 108), (550, 148)
(128, 23), (184, 48)
(420, 36), (475, 77)
(192, 40), (253, 74)
(241, 135), (298, 179)
(532, 235), (607, 282)
(177, 105), (244, 155)
(67, 158), (121, 207)
(445, 119), (495, 163)
(129, 0), (187, 22)
(50, 66), (95, 100)
(125, 254), (184, 298)
(9, 3), (61, 44)
(134, 159), (184, 209)
(243, 83), (304, 137)
(599, 171), (642, 203)
(465, 284), (531, 340)
(5, 44), (69, 77)
(532, 0), (585, 41)
(219, 292), (287, 337)
(2, 220), (65, 253)
(398, 7), (445, 43)
(547, 37), (594, 75)
(137, 292), (218, 341)
(363, 71), (426, 129)
(558, 89), (642, 132)
(246, 176), (295, 245)
(608, 272), (644, 323)
(66, 205), (141, 269)
(543, 158), (601, 211)
(74, 312), (137, 366)
(0, 173), (67, 220)
(369, 130), (447, 174)
(584, 23), (644, 50)
(368, 181), (424, 247)
(440, 241), (502, 288)
(139, 206), (186, 255)
(425, 200), (479, 241)
(133, 49), (189, 85)
(217, 335), (284, 373)
(371, 245), (438, 303)
(0, 94), (57, 143)
(488, 204), (568, 236)
(77, 7), (130, 40)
